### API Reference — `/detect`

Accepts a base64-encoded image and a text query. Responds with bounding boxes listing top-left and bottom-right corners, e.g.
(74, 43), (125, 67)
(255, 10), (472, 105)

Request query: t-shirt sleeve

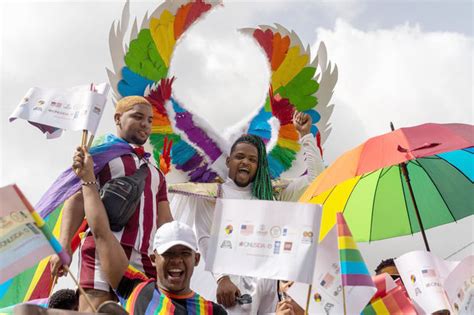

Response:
(115, 267), (149, 302)
(213, 303), (228, 314)
(157, 171), (168, 202)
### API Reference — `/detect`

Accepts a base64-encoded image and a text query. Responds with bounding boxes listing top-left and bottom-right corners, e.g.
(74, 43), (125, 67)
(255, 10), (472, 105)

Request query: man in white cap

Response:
(73, 145), (227, 314)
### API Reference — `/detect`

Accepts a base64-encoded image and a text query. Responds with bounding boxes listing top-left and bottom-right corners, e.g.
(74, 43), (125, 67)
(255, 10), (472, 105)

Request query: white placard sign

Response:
(395, 250), (458, 314)
(444, 255), (474, 315)
(9, 83), (110, 138)
(205, 198), (322, 283)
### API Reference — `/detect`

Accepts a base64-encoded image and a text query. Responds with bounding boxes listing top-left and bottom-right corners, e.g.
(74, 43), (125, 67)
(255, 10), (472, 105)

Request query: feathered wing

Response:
(238, 25), (337, 178)
(107, 0), (227, 182)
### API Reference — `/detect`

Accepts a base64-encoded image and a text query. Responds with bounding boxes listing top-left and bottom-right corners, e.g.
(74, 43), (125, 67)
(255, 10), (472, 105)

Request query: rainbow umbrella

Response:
(300, 123), (474, 251)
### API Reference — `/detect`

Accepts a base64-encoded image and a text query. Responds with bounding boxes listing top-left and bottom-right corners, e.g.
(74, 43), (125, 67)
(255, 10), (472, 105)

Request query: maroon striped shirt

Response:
(97, 153), (168, 255)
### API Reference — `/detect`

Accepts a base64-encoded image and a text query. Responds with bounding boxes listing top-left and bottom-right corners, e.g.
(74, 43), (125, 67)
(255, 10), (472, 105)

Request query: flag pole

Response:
(342, 285), (347, 315)
(81, 130), (88, 147)
(64, 265), (97, 313)
(304, 284), (312, 314)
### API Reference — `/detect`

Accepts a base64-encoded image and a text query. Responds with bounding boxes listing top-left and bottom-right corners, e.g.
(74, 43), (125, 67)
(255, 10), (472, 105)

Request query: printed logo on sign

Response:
(93, 106), (102, 114)
(273, 241), (281, 254)
(302, 231), (314, 244)
(313, 292), (322, 302)
(33, 100), (45, 111)
(414, 287), (422, 296)
(324, 303), (334, 313)
(320, 273), (334, 289)
(270, 226), (281, 238)
(257, 224), (268, 236)
(410, 275), (416, 283)
(239, 241), (272, 249)
(10, 211), (28, 223)
(282, 228), (288, 236)
(457, 288), (464, 300)
(51, 101), (63, 108)
(421, 269), (437, 278)
(220, 240), (232, 249)
(283, 242), (293, 252)
(240, 224), (254, 236)
(224, 224), (233, 235)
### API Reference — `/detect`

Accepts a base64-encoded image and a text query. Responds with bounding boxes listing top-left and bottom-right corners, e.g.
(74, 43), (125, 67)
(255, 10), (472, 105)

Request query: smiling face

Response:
(151, 245), (200, 295)
(114, 103), (153, 145)
(226, 142), (258, 187)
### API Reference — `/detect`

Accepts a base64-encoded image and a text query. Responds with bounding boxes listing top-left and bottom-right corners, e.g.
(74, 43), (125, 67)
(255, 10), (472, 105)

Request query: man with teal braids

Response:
(178, 111), (324, 314)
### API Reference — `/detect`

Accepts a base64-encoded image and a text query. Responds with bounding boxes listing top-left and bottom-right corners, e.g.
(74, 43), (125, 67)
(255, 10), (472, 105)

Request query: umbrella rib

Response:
(321, 185), (337, 205)
(413, 160), (457, 223)
(368, 170), (383, 242)
(398, 165), (415, 236)
(340, 177), (361, 214)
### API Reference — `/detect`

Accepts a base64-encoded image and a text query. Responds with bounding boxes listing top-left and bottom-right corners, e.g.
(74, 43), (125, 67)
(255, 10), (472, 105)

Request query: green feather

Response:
(276, 67), (319, 111)
(124, 29), (168, 81)
(149, 133), (181, 163)
(269, 145), (297, 169)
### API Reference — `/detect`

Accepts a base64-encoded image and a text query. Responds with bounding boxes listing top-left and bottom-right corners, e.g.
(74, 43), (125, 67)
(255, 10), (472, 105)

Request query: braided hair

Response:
(230, 134), (274, 200)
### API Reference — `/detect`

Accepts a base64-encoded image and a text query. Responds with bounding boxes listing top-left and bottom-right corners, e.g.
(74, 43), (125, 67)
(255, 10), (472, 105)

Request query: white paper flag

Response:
(444, 255), (474, 315)
(288, 222), (376, 314)
(9, 83), (109, 138)
(205, 199), (322, 283)
(395, 250), (458, 314)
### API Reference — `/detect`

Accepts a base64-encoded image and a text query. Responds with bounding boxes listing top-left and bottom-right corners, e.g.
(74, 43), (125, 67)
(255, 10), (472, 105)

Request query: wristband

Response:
(81, 180), (97, 186)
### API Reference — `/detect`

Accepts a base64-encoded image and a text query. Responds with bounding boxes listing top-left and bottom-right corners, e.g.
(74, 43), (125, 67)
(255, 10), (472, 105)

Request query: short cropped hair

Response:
(115, 96), (151, 114)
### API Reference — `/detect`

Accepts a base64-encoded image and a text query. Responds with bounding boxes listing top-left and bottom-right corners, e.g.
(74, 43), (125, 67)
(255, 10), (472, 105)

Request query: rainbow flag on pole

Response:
(336, 212), (376, 313)
(0, 185), (70, 308)
(294, 212), (376, 314)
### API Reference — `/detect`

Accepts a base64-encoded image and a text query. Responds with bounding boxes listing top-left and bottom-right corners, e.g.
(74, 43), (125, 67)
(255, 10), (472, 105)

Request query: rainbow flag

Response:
(0, 197), (86, 309)
(336, 212), (376, 313)
(301, 212), (376, 314)
(362, 286), (417, 314)
(0, 185), (71, 308)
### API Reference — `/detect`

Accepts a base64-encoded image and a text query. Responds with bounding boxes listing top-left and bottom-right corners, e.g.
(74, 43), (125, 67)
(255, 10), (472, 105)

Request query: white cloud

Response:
(315, 19), (474, 162)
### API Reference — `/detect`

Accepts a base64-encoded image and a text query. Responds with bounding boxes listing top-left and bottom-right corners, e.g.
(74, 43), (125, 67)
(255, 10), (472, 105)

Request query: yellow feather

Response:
(272, 46), (309, 90)
(150, 10), (176, 67)
(152, 126), (173, 133)
(277, 138), (300, 151)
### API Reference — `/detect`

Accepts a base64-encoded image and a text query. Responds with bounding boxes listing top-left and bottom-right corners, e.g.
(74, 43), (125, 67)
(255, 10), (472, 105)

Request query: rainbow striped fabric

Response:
(117, 266), (220, 314)
(337, 212), (373, 287)
(362, 286), (417, 314)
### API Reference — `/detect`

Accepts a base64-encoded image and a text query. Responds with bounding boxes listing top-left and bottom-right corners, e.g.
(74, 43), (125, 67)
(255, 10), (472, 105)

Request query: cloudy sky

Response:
(1, 0), (473, 296)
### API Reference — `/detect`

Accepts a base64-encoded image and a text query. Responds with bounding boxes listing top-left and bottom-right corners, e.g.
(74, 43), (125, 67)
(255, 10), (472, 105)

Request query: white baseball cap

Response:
(153, 221), (198, 255)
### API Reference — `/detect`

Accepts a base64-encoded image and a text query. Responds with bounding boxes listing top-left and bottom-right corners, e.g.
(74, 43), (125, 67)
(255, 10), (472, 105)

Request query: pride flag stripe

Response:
(340, 261), (370, 275)
(338, 236), (357, 249)
(339, 248), (364, 262)
(342, 274), (374, 286)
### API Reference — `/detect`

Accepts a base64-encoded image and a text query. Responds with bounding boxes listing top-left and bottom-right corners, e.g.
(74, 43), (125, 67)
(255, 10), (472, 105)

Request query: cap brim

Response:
(154, 240), (198, 255)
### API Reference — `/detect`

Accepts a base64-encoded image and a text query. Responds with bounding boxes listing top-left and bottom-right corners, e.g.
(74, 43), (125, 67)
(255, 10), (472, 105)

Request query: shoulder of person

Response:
(212, 301), (228, 314)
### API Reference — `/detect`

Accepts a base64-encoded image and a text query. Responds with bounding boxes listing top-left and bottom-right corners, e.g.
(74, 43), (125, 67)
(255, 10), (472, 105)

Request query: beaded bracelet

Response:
(81, 180), (97, 186)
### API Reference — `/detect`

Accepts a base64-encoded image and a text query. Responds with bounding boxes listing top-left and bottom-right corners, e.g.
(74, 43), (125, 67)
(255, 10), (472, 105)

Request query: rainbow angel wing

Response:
(108, 0), (227, 182)
(239, 25), (337, 178)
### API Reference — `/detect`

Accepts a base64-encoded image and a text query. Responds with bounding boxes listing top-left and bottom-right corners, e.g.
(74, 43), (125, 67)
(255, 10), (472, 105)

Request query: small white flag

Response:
(9, 83), (109, 138)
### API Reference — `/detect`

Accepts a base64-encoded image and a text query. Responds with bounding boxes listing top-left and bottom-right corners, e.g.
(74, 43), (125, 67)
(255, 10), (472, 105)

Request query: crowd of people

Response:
(34, 95), (384, 315)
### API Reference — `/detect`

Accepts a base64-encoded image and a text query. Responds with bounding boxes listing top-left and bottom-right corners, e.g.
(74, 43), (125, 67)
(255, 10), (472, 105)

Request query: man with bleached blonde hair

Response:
(50, 96), (173, 312)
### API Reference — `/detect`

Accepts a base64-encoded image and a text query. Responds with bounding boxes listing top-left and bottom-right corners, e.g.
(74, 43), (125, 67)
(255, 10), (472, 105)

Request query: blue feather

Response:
(171, 141), (196, 165)
(118, 67), (154, 97)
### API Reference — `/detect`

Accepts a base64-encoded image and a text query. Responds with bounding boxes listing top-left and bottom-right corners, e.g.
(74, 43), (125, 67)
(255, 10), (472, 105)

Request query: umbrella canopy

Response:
(300, 123), (474, 242)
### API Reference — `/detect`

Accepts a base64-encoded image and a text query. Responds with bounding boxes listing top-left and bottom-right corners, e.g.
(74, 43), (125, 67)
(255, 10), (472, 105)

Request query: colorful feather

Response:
(108, 1), (336, 182)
